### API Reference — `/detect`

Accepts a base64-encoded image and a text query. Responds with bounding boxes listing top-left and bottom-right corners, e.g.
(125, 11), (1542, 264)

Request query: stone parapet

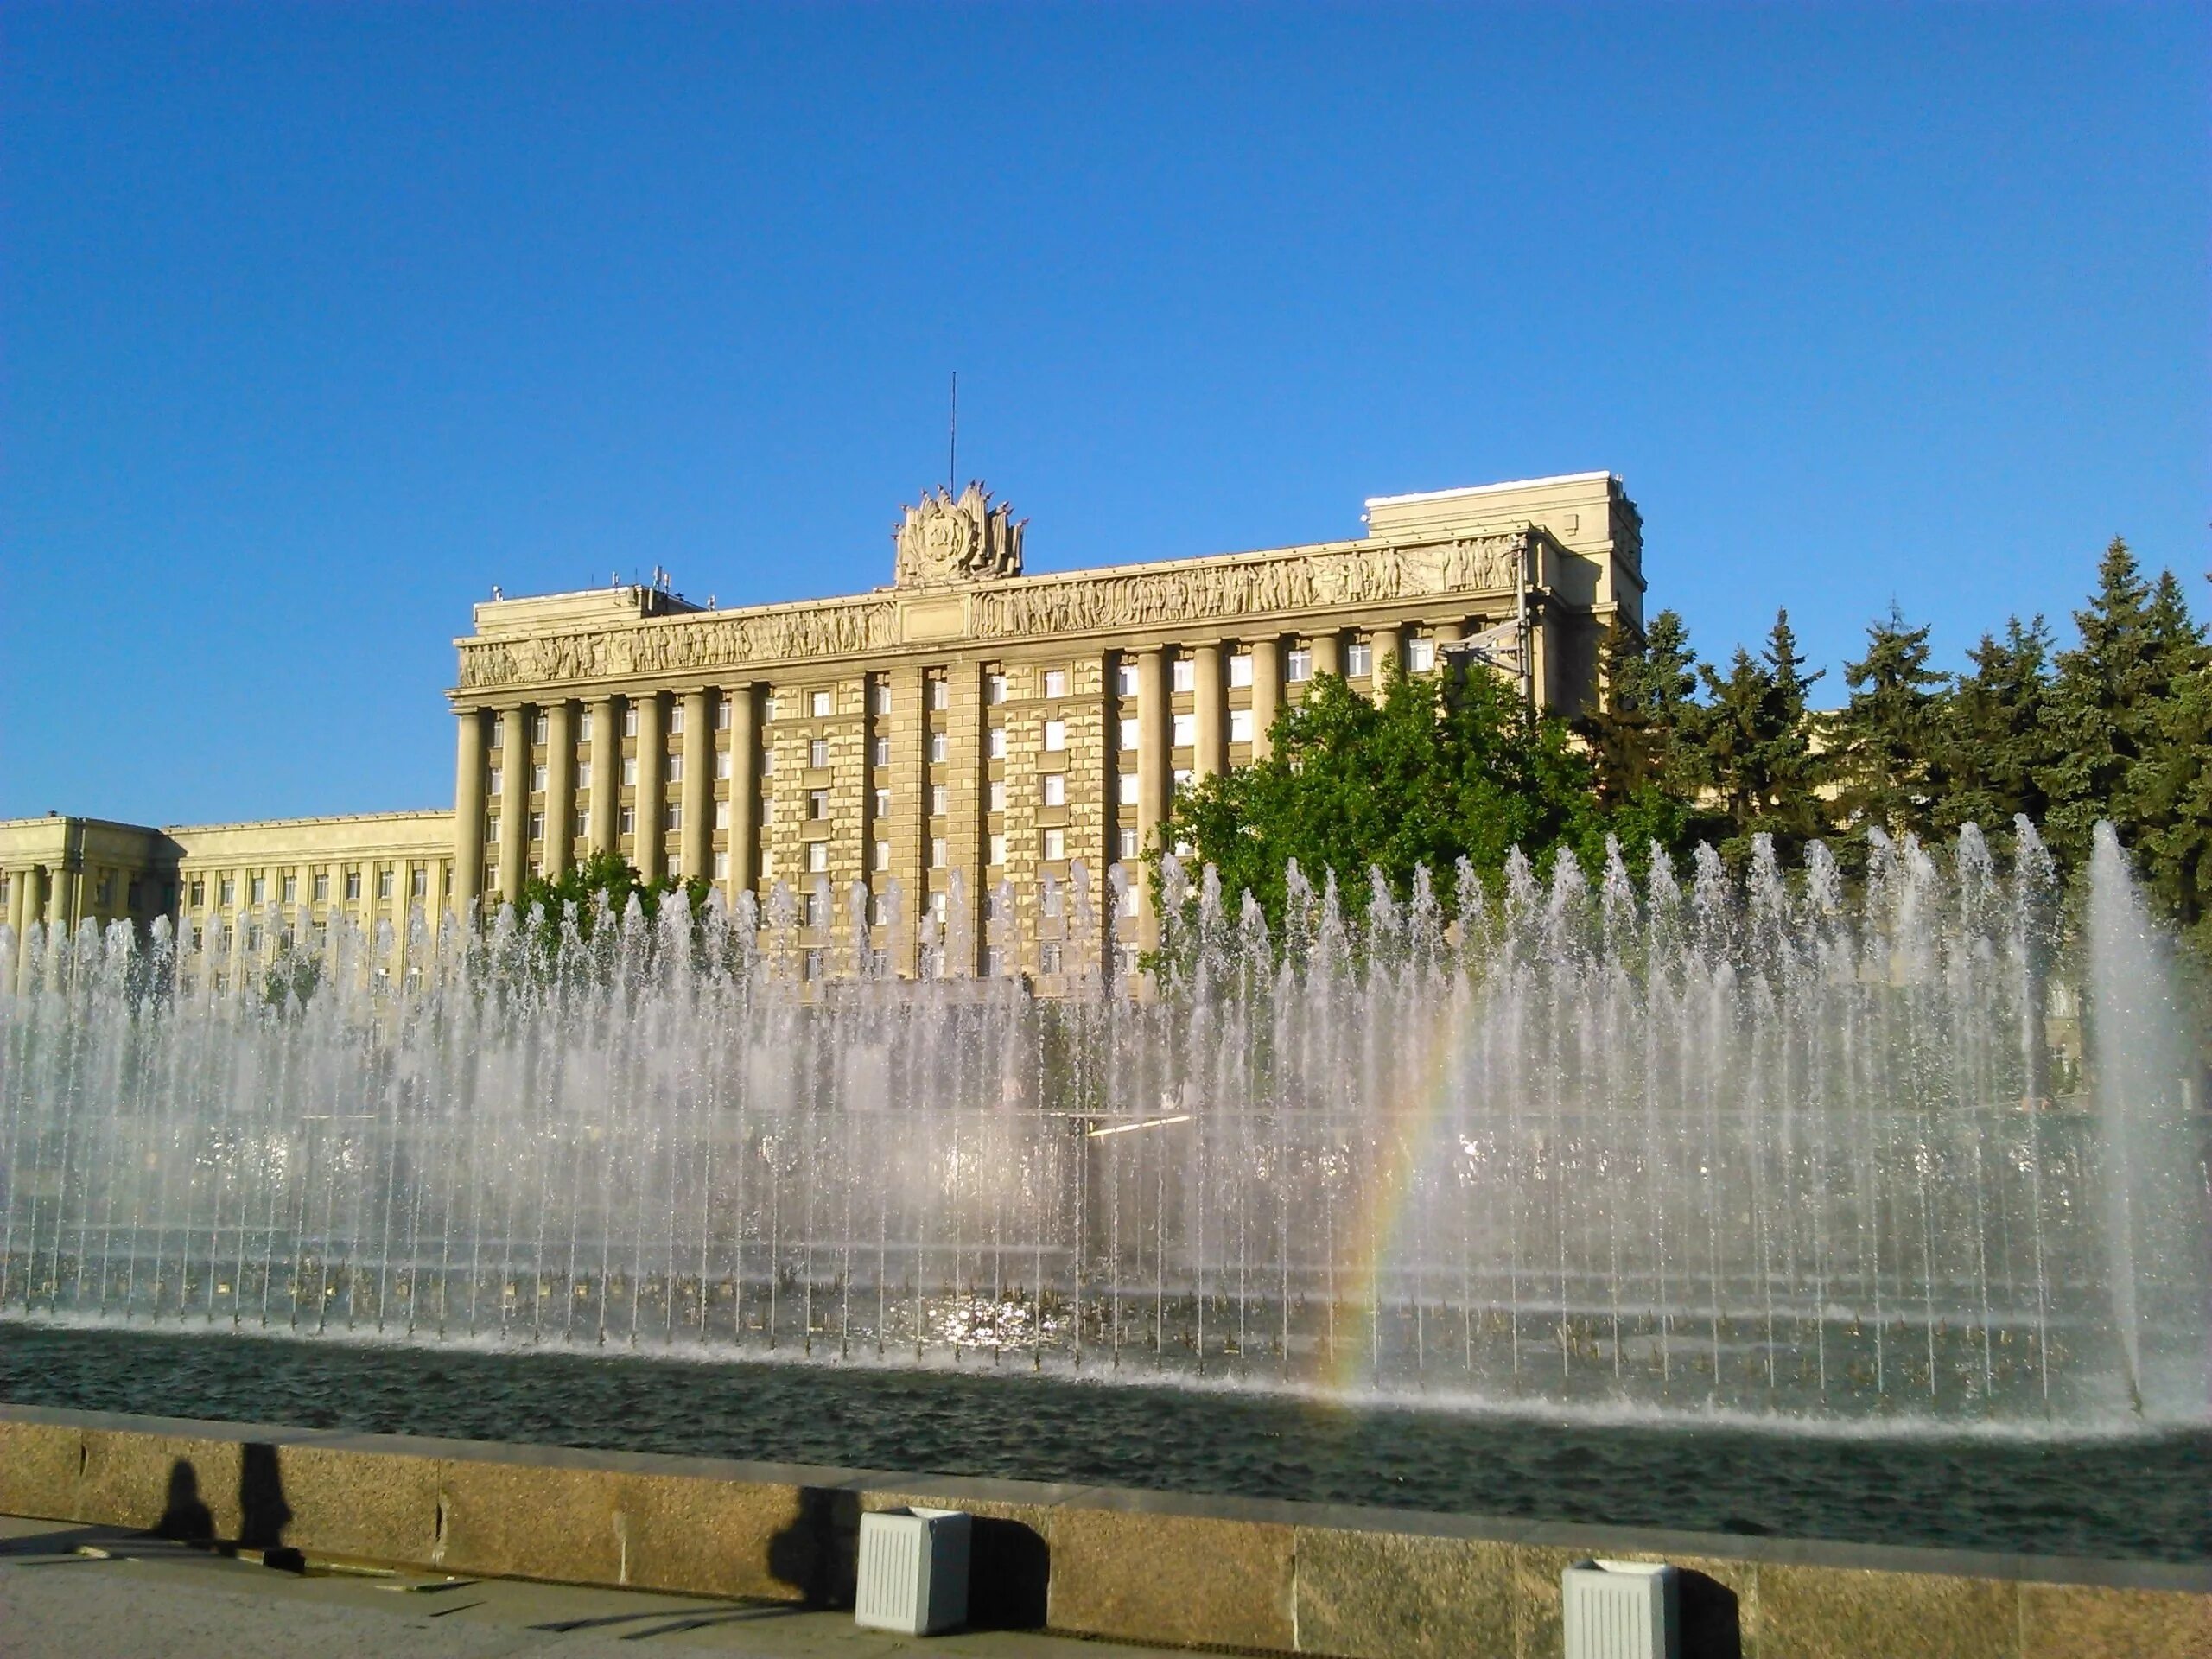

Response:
(1, 1403), (2204, 1658)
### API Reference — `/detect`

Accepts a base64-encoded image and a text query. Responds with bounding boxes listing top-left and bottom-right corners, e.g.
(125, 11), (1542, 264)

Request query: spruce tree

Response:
(1689, 608), (1829, 863)
(2120, 571), (2211, 948)
(1934, 615), (2055, 848)
(1579, 608), (1700, 804)
(2041, 538), (2183, 865)
(1837, 603), (1948, 841)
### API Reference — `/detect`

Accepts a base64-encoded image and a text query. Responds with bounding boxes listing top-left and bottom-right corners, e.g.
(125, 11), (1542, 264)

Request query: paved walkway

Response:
(0, 1515), (1185, 1659)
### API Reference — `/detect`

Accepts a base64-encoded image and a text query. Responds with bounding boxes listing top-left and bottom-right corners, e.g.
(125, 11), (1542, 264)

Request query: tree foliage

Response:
(515, 849), (707, 942)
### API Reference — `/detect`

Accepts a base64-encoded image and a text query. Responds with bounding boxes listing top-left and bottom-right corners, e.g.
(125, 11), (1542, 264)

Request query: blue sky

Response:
(3, 3), (2203, 825)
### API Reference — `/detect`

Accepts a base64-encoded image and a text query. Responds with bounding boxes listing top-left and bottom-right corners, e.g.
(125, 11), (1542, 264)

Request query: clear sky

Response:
(3, 3), (2204, 826)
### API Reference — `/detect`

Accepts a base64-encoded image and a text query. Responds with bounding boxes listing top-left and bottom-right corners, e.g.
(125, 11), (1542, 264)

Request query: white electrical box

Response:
(855, 1506), (972, 1637)
(1562, 1559), (1679, 1659)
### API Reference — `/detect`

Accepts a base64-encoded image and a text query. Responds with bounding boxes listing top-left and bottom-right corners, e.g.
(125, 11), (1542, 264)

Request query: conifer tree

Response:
(2040, 538), (2183, 865)
(1688, 609), (1829, 863)
(2120, 571), (2211, 947)
(1836, 603), (1948, 841)
(1934, 615), (2055, 847)
(1579, 608), (1702, 800)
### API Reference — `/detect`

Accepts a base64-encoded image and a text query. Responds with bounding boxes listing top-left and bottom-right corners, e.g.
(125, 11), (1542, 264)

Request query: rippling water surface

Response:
(3, 1325), (2204, 1564)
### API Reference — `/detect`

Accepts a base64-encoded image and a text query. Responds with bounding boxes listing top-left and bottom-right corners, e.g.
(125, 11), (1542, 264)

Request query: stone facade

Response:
(0, 471), (1643, 991)
(446, 470), (1644, 982)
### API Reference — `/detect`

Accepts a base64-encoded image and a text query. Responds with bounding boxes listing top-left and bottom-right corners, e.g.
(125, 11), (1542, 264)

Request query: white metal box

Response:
(855, 1506), (972, 1637)
(1562, 1559), (1679, 1659)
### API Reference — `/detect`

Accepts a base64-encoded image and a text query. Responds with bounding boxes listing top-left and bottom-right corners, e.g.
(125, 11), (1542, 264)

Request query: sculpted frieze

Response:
(969, 533), (1527, 641)
(455, 531), (1531, 692)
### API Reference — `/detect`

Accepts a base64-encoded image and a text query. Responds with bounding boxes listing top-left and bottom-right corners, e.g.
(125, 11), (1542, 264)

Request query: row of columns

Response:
(454, 687), (770, 913)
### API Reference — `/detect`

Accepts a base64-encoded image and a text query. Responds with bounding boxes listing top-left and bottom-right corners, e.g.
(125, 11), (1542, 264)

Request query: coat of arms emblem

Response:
(894, 483), (1024, 588)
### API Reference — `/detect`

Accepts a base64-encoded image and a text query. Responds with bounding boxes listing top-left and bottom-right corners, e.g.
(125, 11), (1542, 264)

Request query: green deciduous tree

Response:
(1157, 662), (1610, 935)
(515, 849), (705, 942)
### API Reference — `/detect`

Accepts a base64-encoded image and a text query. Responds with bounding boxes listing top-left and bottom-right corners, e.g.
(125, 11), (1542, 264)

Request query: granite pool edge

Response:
(2, 1403), (2205, 1657)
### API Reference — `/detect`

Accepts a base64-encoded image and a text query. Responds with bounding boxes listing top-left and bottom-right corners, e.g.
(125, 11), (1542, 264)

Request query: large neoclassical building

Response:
(3, 470), (1644, 986)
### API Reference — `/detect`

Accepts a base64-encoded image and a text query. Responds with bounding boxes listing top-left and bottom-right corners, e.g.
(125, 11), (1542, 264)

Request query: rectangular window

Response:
(488, 766), (503, 796)
(412, 868), (429, 899)
(873, 842), (891, 872)
(1173, 768), (1192, 793)
(810, 690), (832, 718)
(988, 779), (1006, 813)
(760, 747), (774, 774)
(806, 840), (829, 874)
(1287, 648), (1313, 683)
(251, 876), (268, 905)
(1173, 712), (1197, 747)
(1043, 827), (1066, 860)
(1043, 718), (1066, 752)
(621, 756), (639, 786)
(713, 850), (730, 880)
(1043, 668), (1067, 698)
(929, 679), (950, 711)
(715, 800), (730, 829)
(664, 803), (680, 831)
(804, 952), (824, 984)
(576, 760), (593, 789)
(872, 682), (893, 715)
(983, 947), (1005, 977)
(528, 812), (544, 842)
(1230, 654), (1254, 689)
(624, 704), (640, 737)
(573, 809), (587, 838)
(1040, 943), (1063, 974)
(1408, 637), (1436, 671)
(762, 798), (775, 824)
(873, 787), (890, 818)
(1230, 708), (1255, 743)
(1120, 885), (1141, 918)
(667, 753), (683, 783)
(532, 711), (549, 744)
(312, 873), (328, 901)
(1042, 772), (1065, 806)
(931, 837), (947, 868)
(1116, 662), (1139, 696)
(1118, 775), (1139, 805)
(930, 784), (948, 817)
(714, 699), (731, 730)
(809, 789), (830, 820)
(246, 925), (264, 953)
(715, 750), (732, 779)
(619, 805), (635, 836)
(1172, 657), (1195, 693)
(1118, 827), (1139, 859)
(1119, 717), (1139, 751)
(1347, 642), (1373, 677)
(931, 889), (949, 924)
(345, 870), (362, 901)
(809, 738), (830, 770)
(188, 880), (205, 907)
(668, 703), (685, 734)
(986, 673), (1007, 705)
(531, 763), (548, 791)
(280, 874), (297, 904)
(872, 736), (890, 767)
(1042, 883), (1064, 918)
(765, 696), (779, 721)
(378, 868), (395, 899)
(489, 721), (502, 749)
(665, 855), (680, 880)
(869, 893), (890, 925)
(987, 727), (1006, 760)
(579, 709), (594, 741)
(486, 816), (499, 844)
(927, 732), (946, 762)
(988, 833), (1007, 867)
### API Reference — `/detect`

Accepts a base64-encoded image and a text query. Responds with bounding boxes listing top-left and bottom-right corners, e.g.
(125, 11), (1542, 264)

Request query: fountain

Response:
(0, 819), (2204, 1428)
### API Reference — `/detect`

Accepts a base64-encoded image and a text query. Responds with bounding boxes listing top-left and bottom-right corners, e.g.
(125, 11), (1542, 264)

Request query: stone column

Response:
(726, 683), (760, 906)
(543, 701), (576, 880)
(47, 861), (68, 927)
(681, 689), (711, 885)
(635, 692), (667, 883)
(1192, 642), (1226, 780)
(1369, 625), (1402, 698)
(496, 706), (530, 906)
(5, 867), (28, 991)
(452, 707), (489, 918)
(1249, 637), (1281, 761)
(1135, 647), (1168, 948)
(588, 696), (620, 855)
(1312, 629), (1342, 679)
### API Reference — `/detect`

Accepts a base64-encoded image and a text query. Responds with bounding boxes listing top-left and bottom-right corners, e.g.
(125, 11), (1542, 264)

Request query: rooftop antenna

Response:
(948, 371), (957, 494)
